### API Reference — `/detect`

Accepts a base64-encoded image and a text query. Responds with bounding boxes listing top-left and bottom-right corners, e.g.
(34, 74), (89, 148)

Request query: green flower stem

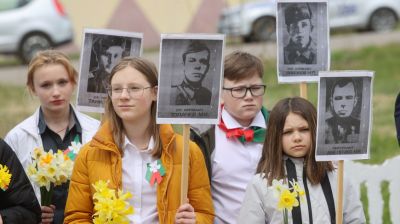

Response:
(283, 208), (289, 224)
(40, 185), (54, 206)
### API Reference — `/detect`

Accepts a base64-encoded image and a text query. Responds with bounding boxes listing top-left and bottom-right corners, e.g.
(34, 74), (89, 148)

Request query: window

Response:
(0, 0), (31, 12)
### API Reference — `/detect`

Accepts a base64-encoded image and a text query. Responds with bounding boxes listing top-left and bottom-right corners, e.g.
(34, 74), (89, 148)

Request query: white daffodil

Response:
(272, 179), (286, 197)
(69, 141), (82, 154)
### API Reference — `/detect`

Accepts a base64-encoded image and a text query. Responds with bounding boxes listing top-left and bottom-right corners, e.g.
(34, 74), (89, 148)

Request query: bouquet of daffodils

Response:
(0, 164), (12, 191)
(27, 147), (74, 205)
(92, 180), (134, 224)
(272, 179), (305, 224)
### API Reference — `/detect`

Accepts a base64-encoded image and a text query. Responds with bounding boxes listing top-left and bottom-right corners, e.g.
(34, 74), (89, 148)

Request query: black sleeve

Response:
(395, 92), (400, 146)
(190, 126), (215, 181)
(0, 139), (41, 224)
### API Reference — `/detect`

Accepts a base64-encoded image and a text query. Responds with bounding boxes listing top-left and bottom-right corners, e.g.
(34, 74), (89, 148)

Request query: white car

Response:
(218, 0), (400, 42)
(0, 0), (73, 63)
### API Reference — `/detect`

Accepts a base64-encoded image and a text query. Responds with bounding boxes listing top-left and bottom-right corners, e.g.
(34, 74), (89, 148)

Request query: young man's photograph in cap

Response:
(87, 36), (131, 93)
(283, 3), (317, 65)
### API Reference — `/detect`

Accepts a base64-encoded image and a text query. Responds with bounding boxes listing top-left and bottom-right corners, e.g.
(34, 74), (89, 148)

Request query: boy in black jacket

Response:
(0, 139), (41, 224)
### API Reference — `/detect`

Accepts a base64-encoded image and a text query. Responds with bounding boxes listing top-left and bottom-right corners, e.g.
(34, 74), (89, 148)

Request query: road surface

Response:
(1, 30), (399, 86)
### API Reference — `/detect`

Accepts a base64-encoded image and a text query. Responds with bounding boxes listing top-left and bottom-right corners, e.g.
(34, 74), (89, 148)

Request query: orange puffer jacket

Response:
(64, 122), (214, 223)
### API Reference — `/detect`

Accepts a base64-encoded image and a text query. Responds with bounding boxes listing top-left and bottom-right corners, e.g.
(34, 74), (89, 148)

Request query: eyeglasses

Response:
(223, 85), (266, 99)
(107, 86), (153, 98)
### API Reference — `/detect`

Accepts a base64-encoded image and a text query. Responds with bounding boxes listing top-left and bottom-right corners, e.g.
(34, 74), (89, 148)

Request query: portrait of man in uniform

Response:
(325, 78), (361, 144)
(283, 3), (316, 65)
(170, 40), (212, 105)
(87, 37), (129, 93)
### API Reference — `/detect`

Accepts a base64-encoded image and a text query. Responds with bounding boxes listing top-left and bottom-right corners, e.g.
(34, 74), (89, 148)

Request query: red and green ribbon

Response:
(63, 135), (81, 161)
(145, 160), (166, 186)
(218, 106), (269, 143)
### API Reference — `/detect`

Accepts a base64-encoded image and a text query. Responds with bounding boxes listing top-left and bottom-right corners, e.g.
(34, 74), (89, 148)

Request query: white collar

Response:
(123, 136), (155, 154)
(221, 107), (266, 129)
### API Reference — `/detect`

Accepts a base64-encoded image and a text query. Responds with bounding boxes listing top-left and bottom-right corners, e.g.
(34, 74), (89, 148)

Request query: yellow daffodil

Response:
(278, 189), (299, 211)
(32, 147), (43, 160)
(40, 153), (54, 166)
(272, 178), (306, 224)
(291, 181), (305, 199)
(27, 162), (37, 176)
(0, 164), (12, 191)
(92, 180), (134, 224)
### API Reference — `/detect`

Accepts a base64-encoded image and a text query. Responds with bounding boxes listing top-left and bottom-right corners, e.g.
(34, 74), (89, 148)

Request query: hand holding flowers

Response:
(27, 147), (73, 205)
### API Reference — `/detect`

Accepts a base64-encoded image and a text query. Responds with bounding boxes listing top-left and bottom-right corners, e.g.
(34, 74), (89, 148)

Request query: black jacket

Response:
(190, 125), (215, 180)
(395, 92), (400, 146)
(0, 139), (41, 224)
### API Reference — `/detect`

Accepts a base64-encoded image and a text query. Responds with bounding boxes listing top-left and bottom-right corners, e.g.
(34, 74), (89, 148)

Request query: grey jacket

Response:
(238, 158), (366, 224)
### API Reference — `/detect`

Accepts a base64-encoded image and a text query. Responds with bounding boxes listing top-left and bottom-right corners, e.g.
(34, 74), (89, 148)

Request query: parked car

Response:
(0, 0), (73, 63)
(218, 0), (400, 42)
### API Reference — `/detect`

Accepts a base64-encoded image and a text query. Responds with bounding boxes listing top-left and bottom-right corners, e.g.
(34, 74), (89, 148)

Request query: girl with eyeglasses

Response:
(64, 57), (214, 224)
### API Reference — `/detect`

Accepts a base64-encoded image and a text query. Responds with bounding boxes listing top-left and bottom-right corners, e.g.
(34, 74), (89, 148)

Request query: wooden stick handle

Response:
(336, 160), (344, 224)
(180, 124), (190, 204)
(300, 82), (308, 99)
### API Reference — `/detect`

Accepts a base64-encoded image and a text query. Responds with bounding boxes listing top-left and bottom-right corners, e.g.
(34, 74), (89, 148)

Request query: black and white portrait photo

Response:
(76, 29), (142, 113)
(87, 36), (131, 94)
(171, 40), (212, 106)
(316, 71), (374, 161)
(157, 34), (224, 124)
(277, 0), (329, 83)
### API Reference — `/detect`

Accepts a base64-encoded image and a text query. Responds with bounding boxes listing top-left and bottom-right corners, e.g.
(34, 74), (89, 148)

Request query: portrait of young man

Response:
(87, 36), (130, 93)
(316, 72), (373, 161)
(277, 0), (328, 83)
(325, 78), (361, 144)
(76, 29), (143, 113)
(283, 3), (316, 65)
(170, 40), (212, 105)
(157, 35), (224, 124)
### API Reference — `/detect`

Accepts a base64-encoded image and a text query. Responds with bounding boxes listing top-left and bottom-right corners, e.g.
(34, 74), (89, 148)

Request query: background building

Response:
(61, 0), (248, 49)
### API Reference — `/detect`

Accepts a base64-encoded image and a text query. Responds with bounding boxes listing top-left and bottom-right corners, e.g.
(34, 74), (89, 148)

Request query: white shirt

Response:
(122, 136), (159, 224)
(212, 108), (266, 224)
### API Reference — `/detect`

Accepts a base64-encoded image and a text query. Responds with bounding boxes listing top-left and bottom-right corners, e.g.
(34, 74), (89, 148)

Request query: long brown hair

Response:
(256, 97), (333, 185)
(104, 57), (162, 158)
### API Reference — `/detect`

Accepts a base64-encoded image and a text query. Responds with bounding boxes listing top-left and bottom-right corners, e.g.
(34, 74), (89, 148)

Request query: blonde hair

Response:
(26, 50), (77, 92)
(104, 57), (162, 158)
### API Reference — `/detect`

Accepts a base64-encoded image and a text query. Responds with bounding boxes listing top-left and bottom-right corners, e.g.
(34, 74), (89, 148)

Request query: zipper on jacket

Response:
(161, 135), (175, 223)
